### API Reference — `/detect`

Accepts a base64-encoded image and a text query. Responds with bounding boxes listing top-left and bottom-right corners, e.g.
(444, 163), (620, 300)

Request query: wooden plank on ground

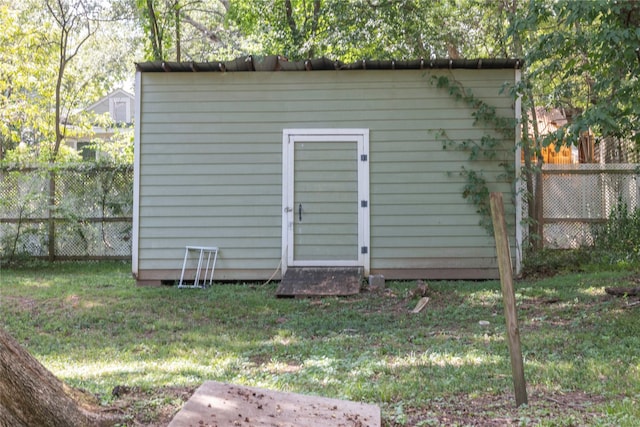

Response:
(411, 297), (430, 313)
(276, 267), (362, 297)
(168, 381), (381, 427)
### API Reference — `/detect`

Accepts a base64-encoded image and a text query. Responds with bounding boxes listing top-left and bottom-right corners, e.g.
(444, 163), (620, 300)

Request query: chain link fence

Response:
(3, 163), (638, 259)
(0, 164), (133, 261)
(523, 164), (640, 249)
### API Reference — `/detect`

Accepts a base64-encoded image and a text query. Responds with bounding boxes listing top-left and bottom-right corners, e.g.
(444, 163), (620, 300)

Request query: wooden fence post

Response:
(490, 192), (528, 407)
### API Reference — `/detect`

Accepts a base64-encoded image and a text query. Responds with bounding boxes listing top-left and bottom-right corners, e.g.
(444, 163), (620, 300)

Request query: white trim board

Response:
(132, 72), (142, 277)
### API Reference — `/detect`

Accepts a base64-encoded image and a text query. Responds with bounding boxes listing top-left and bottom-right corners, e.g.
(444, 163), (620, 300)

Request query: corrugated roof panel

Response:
(135, 55), (522, 73)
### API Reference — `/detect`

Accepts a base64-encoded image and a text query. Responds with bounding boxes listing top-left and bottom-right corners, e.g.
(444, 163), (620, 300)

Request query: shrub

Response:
(591, 200), (640, 266)
(521, 200), (640, 277)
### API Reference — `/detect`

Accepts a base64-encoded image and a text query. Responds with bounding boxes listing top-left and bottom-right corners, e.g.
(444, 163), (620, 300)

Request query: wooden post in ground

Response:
(490, 192), (528, 407)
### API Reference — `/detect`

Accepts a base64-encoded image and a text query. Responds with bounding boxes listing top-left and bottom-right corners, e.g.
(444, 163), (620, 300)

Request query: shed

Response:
(133, 56), (522, 286)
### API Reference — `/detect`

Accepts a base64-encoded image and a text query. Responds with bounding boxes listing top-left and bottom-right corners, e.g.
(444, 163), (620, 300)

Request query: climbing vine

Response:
(429, 74), (517, 233)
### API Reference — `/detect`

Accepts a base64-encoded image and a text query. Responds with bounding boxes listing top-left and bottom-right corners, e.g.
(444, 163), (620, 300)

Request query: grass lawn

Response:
(1, 261), (639, 426)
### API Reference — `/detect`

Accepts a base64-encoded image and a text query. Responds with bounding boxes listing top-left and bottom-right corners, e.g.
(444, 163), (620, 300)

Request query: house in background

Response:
(133, 56), (522, 287)
(528, 107), (639, 164)
(67, 88), (135, 160)
(527, 108), (588, 164)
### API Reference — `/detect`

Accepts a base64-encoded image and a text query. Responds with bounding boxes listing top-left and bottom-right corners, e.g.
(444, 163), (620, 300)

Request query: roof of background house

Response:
(136, 55), (522, 73)
(84, 88), (134, 113)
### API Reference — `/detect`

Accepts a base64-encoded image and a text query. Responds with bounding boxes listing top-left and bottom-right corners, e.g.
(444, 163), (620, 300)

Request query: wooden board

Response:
(276, 267), (363, 297)
(168, 381), (380, 427)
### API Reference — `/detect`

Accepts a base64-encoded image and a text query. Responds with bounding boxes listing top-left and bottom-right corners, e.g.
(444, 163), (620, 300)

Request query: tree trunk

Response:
(527, 96), (544, 251)
(0, 328), (123, 427)
(48, 168), (56, 262)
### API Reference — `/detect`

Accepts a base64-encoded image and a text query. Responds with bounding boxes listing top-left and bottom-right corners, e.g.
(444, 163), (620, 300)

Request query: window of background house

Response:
(110, 98), (130, 124)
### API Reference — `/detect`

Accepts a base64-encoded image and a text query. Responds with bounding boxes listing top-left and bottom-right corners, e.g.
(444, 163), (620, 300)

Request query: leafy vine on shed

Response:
(429, 74), (517, 233)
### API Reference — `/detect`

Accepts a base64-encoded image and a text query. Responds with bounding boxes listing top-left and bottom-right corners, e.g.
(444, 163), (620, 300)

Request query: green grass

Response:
(1, 261), (639, 426)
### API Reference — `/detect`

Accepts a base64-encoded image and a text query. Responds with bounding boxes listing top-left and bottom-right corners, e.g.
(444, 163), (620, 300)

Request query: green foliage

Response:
(135, 0), (238, 61)
(520, 248), (591, 278)
(592, 201), (640, 266)
(0, 1), (56, 159)
(522, 201), (640, 277)
(0, 167), (49, 261)
(135, 0), (174, 60)
(2, 143), (81, 165)
(132, 0), (519, 63)
(94, 132), (135, 165)
(227, 0), (515, 61)
(0, 164), (133, 262)
(6, 0), (640, 165)
(458, 167), (491, 230)
(1, 0), (138, 162)
(505, 1), (640, 252)
(514, 0), (640, 148)
(429, 75), (517, 232)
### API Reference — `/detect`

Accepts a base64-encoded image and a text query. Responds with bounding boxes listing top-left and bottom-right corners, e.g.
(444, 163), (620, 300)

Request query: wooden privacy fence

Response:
(533, 164), (640, 249)
(0, 164), (133, 261)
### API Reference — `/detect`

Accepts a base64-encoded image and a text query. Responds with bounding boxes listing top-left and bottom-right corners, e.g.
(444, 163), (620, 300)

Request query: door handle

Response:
(298, 203), (302, 222)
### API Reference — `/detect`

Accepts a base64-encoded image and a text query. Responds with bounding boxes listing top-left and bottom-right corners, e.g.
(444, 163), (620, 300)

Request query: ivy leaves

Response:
(430, 75), (516, 233)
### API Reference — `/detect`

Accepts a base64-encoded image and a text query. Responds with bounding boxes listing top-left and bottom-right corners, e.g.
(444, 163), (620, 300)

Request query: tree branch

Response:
(284, 0), (299, 41)
(182, 13), (220, 43)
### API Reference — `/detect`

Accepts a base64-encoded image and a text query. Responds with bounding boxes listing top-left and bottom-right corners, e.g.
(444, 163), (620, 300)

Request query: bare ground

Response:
(110, 385), (610, 426)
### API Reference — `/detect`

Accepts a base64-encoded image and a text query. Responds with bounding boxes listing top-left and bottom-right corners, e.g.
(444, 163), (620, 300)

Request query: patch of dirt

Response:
(360, 282), (461, 316)
(396, 390), (609, 427)
(3, 296), (39, 312)
(109, 385), (195, 426)
(110, 386), (610, 426)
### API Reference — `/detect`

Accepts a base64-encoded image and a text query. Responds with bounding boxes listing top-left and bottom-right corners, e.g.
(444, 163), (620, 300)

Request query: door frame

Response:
(282, 128), (370, 276)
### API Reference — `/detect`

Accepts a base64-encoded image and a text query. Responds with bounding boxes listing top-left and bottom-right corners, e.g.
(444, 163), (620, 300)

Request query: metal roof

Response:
(136, 55), (522, 73)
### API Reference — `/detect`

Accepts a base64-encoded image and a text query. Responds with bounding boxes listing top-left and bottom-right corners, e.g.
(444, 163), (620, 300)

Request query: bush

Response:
(591, 200), (640, 266)
(521, 200), (640, 277)
(0, 163), (133, 261)
(520, 247), (591, 278)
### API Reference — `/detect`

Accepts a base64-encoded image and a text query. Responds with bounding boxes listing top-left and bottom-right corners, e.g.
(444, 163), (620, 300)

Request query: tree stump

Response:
(0, 327), (124, 426)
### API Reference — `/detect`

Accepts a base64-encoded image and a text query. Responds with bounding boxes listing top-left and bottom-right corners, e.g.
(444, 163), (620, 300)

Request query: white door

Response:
(282, 129), (369, 275)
